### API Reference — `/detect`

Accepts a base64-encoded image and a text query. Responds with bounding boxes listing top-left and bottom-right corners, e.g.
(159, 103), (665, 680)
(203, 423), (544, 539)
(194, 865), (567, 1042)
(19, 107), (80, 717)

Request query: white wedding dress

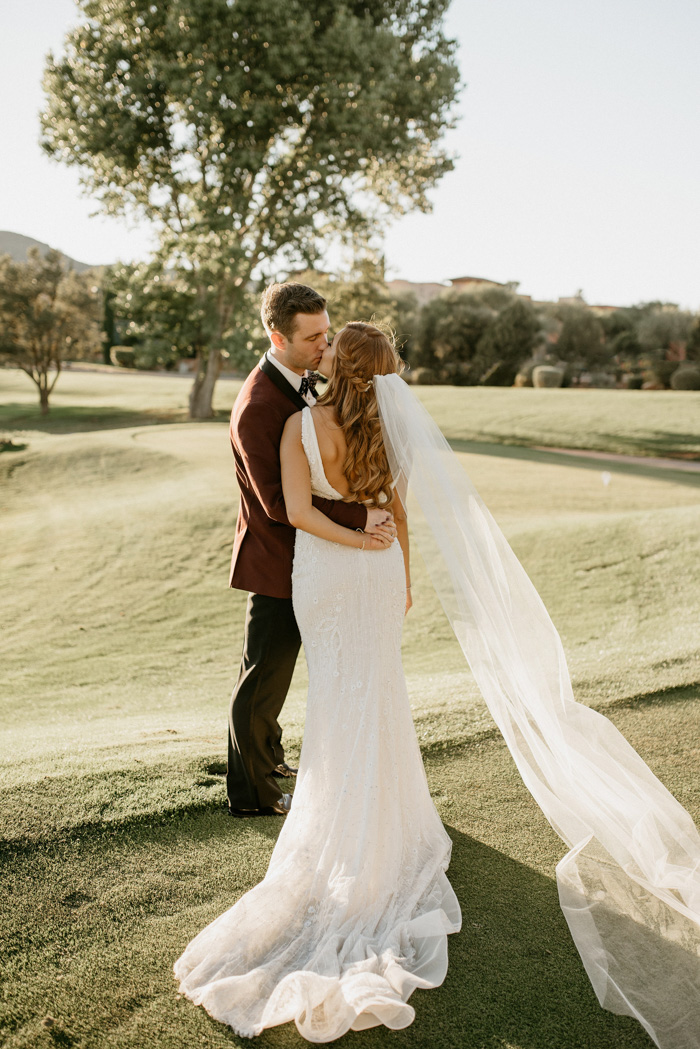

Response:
(174, 407), (462, 1041)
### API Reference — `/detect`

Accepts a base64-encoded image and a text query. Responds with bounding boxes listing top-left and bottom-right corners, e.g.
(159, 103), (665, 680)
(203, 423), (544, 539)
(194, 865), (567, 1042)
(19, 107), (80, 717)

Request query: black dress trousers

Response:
(226, 592), (301, 810)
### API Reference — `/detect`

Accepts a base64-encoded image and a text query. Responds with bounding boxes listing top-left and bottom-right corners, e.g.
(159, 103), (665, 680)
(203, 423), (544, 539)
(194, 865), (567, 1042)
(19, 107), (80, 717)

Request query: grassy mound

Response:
(1, 371), (699, 1047)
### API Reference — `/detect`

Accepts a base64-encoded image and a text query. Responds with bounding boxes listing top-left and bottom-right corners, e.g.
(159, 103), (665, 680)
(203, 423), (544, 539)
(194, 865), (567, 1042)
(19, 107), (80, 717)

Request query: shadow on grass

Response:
(0, 437), (27, 452)
(595, 430), (700, 460)
(260, 827), (655, 1048)
(0, 403), (172, 434)
(1, 800), (655, 1049)
(601, 681), (700, 714)
(449, 438), (700, 490)
(0, 403), (233, 435)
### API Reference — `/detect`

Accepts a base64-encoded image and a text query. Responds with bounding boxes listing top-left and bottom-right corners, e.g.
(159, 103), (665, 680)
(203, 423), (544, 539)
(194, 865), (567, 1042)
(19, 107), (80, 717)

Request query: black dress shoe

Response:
(228, 793), (292, 818)
(271, 762), (298, 779)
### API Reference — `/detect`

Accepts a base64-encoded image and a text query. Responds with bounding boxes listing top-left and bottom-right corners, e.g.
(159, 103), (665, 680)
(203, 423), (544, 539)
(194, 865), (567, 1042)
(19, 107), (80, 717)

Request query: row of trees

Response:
(400, 288), (700, 388)
(3, 245), (700, 413)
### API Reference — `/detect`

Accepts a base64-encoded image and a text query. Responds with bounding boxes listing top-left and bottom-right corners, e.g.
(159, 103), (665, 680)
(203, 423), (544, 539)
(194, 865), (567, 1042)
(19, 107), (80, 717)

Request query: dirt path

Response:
(532, 445), (700, 473)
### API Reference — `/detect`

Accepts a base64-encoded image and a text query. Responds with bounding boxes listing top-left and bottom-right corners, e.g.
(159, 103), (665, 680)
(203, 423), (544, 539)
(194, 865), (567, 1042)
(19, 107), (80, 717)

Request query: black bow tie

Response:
(299, 372), (319, 398)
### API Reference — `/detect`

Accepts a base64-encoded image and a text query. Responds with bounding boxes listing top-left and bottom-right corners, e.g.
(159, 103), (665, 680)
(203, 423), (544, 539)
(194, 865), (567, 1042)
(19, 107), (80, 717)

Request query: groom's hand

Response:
(364, 508), (396, 541)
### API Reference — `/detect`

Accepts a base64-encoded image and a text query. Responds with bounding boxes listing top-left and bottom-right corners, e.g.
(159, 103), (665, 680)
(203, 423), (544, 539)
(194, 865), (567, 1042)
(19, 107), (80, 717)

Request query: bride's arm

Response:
(280, 414), (391, 551)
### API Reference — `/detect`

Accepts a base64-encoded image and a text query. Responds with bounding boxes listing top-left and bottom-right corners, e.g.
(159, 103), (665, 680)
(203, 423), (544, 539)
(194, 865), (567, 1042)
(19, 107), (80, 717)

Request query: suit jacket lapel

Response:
(259, 355), (307, 411)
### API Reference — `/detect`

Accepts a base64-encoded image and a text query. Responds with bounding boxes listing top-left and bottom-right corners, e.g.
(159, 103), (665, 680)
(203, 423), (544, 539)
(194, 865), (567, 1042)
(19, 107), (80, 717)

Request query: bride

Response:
(176, 323), (700, 1048)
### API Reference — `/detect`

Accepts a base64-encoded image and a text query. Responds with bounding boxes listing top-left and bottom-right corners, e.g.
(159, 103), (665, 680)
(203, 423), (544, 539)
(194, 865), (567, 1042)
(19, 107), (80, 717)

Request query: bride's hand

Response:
(405, 588), (413, 616)
(362, 532), (393, 551)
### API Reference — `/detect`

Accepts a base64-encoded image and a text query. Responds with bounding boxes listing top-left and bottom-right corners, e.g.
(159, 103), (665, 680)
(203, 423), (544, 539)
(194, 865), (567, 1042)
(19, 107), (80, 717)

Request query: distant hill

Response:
(0, 231), (96, 273)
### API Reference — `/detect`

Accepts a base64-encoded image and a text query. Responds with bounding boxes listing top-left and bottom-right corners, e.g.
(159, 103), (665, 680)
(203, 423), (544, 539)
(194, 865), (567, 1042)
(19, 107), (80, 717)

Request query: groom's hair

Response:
(261, 282), (327, 340)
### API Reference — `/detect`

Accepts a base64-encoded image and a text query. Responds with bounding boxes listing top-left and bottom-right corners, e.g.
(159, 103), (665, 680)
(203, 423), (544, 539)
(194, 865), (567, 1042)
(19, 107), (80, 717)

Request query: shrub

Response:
(514, 359), (536, 387)
(132, 337), (179, 371)
(110, 346), (136, 368)
(670, 365), (700, 390)
(515, 354), (563, 388)
(649, 359), (678, 388)
(410, 366), (437, 385)
(588, 371), (616, 388)
(533, 365), (564, 388)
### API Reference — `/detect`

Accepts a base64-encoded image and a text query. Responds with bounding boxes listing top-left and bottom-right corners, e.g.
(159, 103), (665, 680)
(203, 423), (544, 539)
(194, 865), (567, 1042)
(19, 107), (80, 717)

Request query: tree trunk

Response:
(39, 373), (50, 415)
(188, 348), (222, 419)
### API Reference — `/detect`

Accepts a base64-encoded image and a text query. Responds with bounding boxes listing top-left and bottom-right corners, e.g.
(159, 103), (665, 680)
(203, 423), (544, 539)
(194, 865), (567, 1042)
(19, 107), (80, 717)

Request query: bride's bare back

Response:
(309, 405), (352, 499)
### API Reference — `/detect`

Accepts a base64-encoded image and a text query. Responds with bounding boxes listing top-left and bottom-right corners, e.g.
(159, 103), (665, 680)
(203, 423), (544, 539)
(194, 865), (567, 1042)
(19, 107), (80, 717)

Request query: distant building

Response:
(386, 279), (450, 306)
(448, 275), (513, 293)
(387, 275), (621, 314)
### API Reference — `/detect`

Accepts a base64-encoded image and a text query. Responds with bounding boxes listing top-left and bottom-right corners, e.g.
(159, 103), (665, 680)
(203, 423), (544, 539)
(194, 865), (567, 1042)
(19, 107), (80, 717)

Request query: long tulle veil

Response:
(375, 372), (700, 1049)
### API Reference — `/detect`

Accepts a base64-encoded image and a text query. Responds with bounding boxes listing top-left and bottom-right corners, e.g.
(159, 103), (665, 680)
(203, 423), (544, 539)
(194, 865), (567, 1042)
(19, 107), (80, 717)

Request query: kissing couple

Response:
(175, 282), (700, 1046)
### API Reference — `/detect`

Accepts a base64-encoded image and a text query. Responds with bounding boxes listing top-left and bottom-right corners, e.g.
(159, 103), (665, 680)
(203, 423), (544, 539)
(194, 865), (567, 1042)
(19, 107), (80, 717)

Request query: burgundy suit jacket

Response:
(229, 358), (367, 599)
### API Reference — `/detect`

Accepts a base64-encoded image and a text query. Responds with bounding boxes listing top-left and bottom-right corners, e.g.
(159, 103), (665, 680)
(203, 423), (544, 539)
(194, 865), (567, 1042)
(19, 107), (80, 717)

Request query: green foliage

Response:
(670, 364), (700, 390)
(647, 358), (679, 388)
(686, 317), (700, 362)
(40, 0), (460, 417)
(553, 306), (607, 368)
(411, 289), (494, 381)
(410, 365), (438, 385)
(109, 259), (261, 373)
(636, 307), (694, 354)
(294, 254), (401, 335)
(607, 327), (642, 359)
(0, 248), (102, 413)
(471, 298), (540, 386)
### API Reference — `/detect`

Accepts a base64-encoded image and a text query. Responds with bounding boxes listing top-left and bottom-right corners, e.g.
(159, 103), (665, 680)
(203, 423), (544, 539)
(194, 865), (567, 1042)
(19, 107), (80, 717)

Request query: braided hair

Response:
(317, 322), (404, 507)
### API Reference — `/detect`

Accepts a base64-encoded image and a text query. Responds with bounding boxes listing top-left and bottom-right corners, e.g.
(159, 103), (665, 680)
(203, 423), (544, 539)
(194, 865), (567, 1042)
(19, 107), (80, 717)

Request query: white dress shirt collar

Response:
(263, 350), (316, 405)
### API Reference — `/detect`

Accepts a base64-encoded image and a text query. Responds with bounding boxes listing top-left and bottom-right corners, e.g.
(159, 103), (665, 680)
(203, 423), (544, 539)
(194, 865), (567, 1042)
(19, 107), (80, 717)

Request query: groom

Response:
(226, 281), (394, 816)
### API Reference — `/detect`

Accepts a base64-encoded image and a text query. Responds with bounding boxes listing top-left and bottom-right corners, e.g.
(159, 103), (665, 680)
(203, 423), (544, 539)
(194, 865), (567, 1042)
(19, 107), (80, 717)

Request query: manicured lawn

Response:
(1, 368), (698, 1047)
(2, 366), (700, 459)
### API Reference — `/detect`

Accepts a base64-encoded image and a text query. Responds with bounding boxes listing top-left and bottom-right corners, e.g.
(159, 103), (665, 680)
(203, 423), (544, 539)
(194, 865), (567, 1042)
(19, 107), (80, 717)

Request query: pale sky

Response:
(1, 0), (698, 309)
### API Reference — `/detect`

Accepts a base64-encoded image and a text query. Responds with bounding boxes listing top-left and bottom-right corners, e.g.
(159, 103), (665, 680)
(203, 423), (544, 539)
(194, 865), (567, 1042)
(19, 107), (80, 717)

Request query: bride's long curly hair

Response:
(317, 322), (404, 507)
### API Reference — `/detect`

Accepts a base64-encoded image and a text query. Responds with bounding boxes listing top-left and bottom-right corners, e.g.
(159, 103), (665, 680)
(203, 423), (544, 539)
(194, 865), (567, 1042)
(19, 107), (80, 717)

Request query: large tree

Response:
(0, 249), (102, 413)
(41, 0), (460, 417)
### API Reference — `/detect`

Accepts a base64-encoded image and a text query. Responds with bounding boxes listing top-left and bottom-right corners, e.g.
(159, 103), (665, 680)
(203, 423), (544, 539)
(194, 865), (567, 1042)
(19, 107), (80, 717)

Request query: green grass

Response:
(1, 368), (699, 1047)
(3, 366), (700, 459)
(418, 385), (700, 460)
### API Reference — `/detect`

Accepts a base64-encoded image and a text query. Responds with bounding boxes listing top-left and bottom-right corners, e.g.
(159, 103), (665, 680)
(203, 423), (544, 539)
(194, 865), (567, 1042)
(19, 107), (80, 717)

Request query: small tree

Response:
(41, 0), (460, 418)
(411, 290), (494, 382)
(636, 306), (694, 357)
(553, 306), (607, 370)
(0, 249), (102, 413)
(471, 298), (540, 385)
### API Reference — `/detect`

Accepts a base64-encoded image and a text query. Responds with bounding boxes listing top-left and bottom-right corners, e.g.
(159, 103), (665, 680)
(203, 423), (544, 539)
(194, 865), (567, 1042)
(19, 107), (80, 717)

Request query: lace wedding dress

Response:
(174, 406), (461, 1041)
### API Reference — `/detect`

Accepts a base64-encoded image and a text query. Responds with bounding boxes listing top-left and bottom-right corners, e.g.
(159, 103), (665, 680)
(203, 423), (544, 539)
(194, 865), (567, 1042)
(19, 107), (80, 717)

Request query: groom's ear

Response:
(270, 330), (286, 352)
